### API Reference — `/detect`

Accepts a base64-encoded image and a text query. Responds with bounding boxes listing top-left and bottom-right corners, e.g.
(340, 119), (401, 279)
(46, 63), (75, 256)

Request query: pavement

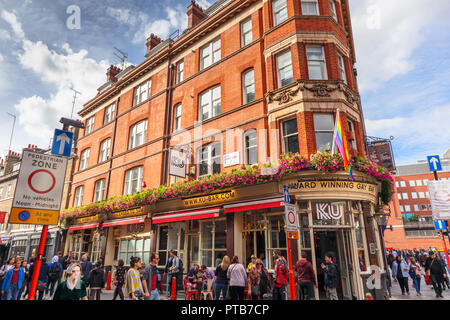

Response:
(389, 277), (450, 300)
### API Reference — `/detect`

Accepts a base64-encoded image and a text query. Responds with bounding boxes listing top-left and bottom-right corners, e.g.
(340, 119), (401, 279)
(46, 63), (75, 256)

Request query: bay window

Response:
(282, 118), (299, 154)
(276, 50), (294, 87)
(306, 46), (328, 80)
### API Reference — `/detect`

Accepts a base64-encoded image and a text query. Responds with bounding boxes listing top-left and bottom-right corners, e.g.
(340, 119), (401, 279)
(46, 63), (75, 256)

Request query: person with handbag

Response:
(1, 260), (24, 300)
(248, 259), (271, 300)
(214, 255), (230, 300)
(247, 261), (261, 300)
(392, 255), (410, 295)
(124, 256), (144, 300)
(425, 251), (446, 298)
(409, 257), (422, 296)
(227, 256), (247, 300)
(112, 259), (125, 300)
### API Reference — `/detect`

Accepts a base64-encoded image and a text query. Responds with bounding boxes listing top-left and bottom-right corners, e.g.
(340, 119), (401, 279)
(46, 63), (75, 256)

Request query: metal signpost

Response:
(8, 149), (67, 300)
(283, 186), (297, 300)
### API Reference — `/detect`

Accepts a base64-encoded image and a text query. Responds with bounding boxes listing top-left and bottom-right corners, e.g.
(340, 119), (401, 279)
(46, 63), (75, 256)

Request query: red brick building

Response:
(63, 0), (388, 300)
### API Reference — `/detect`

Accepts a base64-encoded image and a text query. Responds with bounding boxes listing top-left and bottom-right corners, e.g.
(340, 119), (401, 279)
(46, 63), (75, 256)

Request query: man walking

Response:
(80, 254), (93, 284)
(425, 251), (447, 298)
(295, 252), (317, 300)
(321, 253), (339, 300)
(143, 253), (161, 300)
(165, 250), (180, 298)
(272, 250), (287, 300)
(46, 256), (63, 298)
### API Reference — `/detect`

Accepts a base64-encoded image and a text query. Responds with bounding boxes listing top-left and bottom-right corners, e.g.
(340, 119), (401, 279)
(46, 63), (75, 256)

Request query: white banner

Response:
(223, 151), (240, 168)
(169, 149), (187, 178)
(428, 180), (450, 220)
(285, 203), (298, 232)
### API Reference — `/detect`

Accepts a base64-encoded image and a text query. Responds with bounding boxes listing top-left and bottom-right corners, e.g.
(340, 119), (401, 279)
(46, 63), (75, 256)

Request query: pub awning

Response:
(223, 197), (285, 213)
(152, 207), (221, 224)
(68, 223), (99, 232)
(103, 216), (146, 228)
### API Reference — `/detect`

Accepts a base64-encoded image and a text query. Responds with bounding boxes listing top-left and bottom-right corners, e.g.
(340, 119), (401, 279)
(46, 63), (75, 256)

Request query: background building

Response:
(385, 148), (450, 249)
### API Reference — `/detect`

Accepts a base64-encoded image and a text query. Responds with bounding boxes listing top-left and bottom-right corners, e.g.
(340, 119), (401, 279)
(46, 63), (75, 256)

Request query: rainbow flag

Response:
(333, 110), (353, 181)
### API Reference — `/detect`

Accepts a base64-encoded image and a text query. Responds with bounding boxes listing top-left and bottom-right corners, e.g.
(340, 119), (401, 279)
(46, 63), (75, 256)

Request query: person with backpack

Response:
(409, 256), (422, 296)
(272, 250), (288, 300)
(165, 250), (181, 298)
(46, 256), (63, 298)
(112, 259), (126, 300)
(321, 252), (339, 300)
(425, 251), (447, 298)
(124, 256), (144, 300)
(87, 261), (105, 300)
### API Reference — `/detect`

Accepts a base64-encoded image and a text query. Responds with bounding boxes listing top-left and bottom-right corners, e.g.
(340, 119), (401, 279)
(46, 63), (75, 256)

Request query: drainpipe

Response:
(162, 62), (175, 186)
(105, 97), (120, 200)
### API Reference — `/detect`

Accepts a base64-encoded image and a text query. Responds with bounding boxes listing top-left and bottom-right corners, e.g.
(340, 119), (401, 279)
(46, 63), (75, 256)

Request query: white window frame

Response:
(133, 79), (152, 106)
(241, 18), (253, 47)
(347, 119), (357, 151)
(402, 193), (409, 200)
(128, 119), (148, 150)
(244, 129), (257, 165)
(416, 179), (422, 186)
(314, 114), (334, 152)
(276, 49), (294, 88)
(400, 205), (404, 213)
(0, 187), (3, 199)
(123, 166), (144, 195)
(99, 138), (111, 163)
(414, 204), (419, 212)
(104, 103), (115, 125)
(5, 185), (11, 198)
(404, 205), (411, 212)
(301, 0), (319, 15)
(79, 149), (90, 170)
(197, 142), (221, 178)
(85, 116), (95, 135)
(200, 38), (221, 70)
(395, 181), (399, 188)
(419, 192), (425, 199)
(330, 0), (337, 20)
(93, 179), (106, 202)
(272, 0), (288, 26)
(74, 186), (84, 207)
(338, 54), (347, 84)
(242, 69), (255, 104)
(412, 192), (418, 199)
(400, 181), (406, 187)
(397, 193), (401, 200)
(306, 45), (328, 80)
(173, 104), (182, 132)
(198, 86), (221, 122)
(409, 180), (415, 187)
(176, 60), (184, 84)
(281, 118), (299, 154)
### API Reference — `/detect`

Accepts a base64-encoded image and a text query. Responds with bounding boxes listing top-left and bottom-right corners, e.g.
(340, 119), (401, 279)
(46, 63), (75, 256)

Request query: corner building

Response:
(65, 0), (387, 300)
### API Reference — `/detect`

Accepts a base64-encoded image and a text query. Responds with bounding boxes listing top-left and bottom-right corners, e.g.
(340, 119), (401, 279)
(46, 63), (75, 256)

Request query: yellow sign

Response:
(9, 208), (59, 225)
(285, 179), (378, 196)
(109, 207), (147, 219)
(183, 190), (236, 207)
(75, 215), (99, 225)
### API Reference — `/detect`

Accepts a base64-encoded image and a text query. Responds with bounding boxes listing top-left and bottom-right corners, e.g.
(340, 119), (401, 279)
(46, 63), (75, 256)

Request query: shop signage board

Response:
(428, 180), (450, 220)
(285, 178), (377, 196)
(169, 149), (187, 178)
(223, 151), (240, 168)
(183, 190), (236, 207)
(9, 150), (67, 225)
(285, 203), (298, 232)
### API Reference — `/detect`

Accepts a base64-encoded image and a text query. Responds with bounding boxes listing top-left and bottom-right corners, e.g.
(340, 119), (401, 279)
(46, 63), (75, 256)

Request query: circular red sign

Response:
(288, 211), (296, 224)
(28, 169), (56, 194)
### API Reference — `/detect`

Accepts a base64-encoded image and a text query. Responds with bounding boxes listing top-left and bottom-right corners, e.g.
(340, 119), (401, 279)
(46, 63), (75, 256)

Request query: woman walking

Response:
(0, 257), (15, 300)
(255, 259), (271, 299)
(53, 263), (88, 300)
(409, 257), (422, 296)
(227, 256), (247, 300)
(124, 256), (144, 300)
(1, 260), (25, 300)
(18, 260), (29, 299)
(392, 255), (410, 295)
(214, 255), (230, 300)
(113, 259), (126, 300)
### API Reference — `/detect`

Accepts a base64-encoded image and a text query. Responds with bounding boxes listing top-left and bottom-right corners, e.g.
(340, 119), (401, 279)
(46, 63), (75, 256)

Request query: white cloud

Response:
(0, 29), (11, 41)
(1, 9), (25, 39)
(349, 0), (450, 92)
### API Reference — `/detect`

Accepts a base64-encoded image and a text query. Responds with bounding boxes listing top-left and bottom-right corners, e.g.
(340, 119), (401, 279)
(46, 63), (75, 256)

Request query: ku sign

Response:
(9, 150), (67, 225)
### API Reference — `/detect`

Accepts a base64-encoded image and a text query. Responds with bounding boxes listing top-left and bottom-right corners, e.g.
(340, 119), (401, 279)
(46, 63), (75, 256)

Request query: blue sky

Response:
(0, 0), (449, 166)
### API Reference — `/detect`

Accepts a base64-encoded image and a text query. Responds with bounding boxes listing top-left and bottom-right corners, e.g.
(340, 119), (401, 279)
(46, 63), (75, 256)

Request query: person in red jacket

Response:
(272, 250), (288, 300)
(295, 252), (317, 300)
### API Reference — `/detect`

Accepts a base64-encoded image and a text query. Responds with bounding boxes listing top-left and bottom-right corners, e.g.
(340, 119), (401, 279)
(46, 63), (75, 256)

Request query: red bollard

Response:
(170, 277), (177, 300)
(106, 271), (112, 290)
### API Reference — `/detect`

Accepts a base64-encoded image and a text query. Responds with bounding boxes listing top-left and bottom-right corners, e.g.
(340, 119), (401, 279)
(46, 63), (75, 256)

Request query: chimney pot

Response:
(106, 65), (122, 83)
(187, 0), (207, 29)
(146, 34), (163, 55)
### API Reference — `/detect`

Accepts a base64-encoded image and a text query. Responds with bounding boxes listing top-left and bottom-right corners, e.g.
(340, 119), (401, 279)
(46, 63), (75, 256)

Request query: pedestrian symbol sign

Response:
(51, 129), (73, 157)
(434, 220), (446, 231)
(427, 155), (442, 172)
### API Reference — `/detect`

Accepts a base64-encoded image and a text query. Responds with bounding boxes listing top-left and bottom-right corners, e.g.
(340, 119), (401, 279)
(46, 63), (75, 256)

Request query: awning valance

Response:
(152, 207), (221, 224)
(103, 216), (146, 228)
(223, 198), (285, 213)
(68, 223), (99, 232)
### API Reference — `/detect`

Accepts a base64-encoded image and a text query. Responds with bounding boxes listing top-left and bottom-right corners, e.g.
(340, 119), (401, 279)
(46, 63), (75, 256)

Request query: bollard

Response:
(170, 276), (177, 300)
(106, 271), (112, 290)
(365, 293), (373, 300)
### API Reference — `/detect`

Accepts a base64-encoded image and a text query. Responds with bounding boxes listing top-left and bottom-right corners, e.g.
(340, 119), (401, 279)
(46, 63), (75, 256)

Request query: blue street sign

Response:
(51, 129), (73, 157)
(427, 155), (442, 172)
(283, 186), (290, 203)
(434, 219), (446, 231)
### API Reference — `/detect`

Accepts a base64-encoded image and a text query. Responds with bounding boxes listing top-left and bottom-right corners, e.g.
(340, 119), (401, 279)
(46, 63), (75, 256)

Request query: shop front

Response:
(283, 170), (386, 300)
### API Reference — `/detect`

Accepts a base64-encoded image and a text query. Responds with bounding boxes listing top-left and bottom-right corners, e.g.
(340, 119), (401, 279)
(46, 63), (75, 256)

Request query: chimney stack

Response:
(146, 34), (163, 55)
(106, 65), (122, 83)
(187, 0), (207, 29)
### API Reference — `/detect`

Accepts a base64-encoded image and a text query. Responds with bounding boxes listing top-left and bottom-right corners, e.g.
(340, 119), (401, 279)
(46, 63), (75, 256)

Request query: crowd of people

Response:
(386, 248), (450, 298)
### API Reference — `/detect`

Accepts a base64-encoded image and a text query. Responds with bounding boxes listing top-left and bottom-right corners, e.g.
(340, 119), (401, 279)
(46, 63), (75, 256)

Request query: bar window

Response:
(282, 118), (299, 154)
(119, 237), (151, 266)
(199, 86), (221, 121)
(93, 179), (106, 202)
(244, 129), (257, 165)
(198, 142), (221, 177)
(242, 69), (255, 104)
(74, 186), (84, 207)
(173, 104), (182, 132)
(129, 119), (148, 149)
(176, 60), (184, 84)
(133, 79), (151, 106)
(266, 215), (287, 270)
(104, 103), (115, 125)
(123, 166), (144, 195)
(301, 0), (319, 15)
(272, 0), (288, 26)
(276, 50), (293, 87)
(79, 148), (90, 170)
(241, 18), (252, 47)
(347, 119), (357, 151)
(200, 220), (227, 267)
(330, 0), (337, 20)
(306, 46), (328, 80)
(99, 138), (111, 163)
(85, 116), (95, 135)
(157, 223), (185, 267)
(200, 37), (221, 70)
(314, 114), (334, 152)
(338, 54), (347, 84)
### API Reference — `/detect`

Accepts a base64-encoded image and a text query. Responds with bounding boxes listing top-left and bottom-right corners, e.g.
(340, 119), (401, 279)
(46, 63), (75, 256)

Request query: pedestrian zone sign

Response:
(285, 203), (298, 232)
(9, 150), (67, 225)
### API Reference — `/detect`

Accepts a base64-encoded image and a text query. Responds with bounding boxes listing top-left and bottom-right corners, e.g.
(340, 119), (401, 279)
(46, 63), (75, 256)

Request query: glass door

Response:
(189, 235), (200, 269)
